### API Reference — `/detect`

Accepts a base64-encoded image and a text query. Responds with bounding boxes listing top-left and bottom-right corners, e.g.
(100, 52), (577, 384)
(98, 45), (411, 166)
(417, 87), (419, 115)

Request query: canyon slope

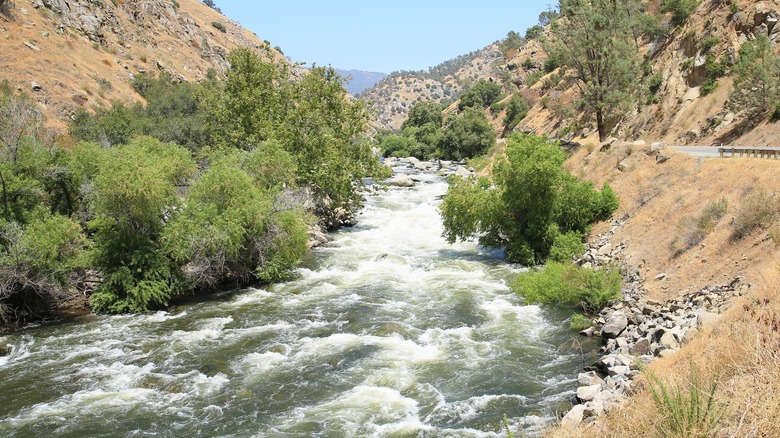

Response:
(0, 0), (294, 128)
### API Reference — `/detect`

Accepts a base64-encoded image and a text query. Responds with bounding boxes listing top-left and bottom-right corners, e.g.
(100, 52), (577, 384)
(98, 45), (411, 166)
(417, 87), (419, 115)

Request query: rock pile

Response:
(562, 221), (750, 427)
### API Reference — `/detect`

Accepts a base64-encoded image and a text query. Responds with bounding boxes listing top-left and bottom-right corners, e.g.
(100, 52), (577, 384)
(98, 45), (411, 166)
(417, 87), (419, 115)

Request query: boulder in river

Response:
(384, 175), (415, 187)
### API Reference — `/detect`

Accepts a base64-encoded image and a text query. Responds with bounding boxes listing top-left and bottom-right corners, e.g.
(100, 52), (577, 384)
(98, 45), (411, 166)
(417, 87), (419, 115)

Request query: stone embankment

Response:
(561, 221), (749, 428)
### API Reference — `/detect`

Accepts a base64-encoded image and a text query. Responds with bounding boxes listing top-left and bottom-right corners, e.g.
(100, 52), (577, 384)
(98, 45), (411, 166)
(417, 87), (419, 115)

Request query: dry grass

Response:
(0, 0), (281, 128)
(549, 268), (780, 437)
(547, 143), (780, 437)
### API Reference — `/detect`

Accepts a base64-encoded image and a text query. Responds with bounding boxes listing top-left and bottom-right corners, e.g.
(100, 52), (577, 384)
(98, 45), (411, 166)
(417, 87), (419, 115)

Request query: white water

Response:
(0, 169), (597, 437)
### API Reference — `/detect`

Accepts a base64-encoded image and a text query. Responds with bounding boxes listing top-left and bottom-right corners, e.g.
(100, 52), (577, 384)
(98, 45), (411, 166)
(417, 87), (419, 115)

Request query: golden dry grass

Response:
(546, 143), (780, 437)
(0, 0), (279, 128)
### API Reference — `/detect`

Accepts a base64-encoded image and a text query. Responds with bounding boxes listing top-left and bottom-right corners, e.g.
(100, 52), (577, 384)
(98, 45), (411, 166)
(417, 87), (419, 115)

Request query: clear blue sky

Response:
(214, 1), (554, 73)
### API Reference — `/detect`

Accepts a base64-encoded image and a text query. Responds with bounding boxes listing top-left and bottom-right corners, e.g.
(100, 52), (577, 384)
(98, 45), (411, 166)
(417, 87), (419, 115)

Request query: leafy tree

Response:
(84, 137), (197, 313)
(458, 80), (503, 110)
(660, 0), (698, 27)
(538, 9), (560, 26)
(503, 93), (530, 133)
(162, 152), (308, 288)
(526, 25), (545, 40)
(402, 101), (443, 130)
(0, 90), (87, 322)
(205, 47), (292, 150)
(438, 108), (496, 160)
(499, 31), (525, 55)
(730, 34), (780, 118)
(440, 134), (618, 265)
(547, 0), (642, 141)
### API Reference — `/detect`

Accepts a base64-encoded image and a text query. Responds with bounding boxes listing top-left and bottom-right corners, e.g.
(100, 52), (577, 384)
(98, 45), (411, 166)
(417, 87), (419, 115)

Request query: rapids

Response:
(0, 168), (598, 437)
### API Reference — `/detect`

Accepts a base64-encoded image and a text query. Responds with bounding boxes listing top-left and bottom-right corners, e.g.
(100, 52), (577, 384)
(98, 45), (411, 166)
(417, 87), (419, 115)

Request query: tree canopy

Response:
(440, 133), (618, 265)
(546, 0), (642, 141)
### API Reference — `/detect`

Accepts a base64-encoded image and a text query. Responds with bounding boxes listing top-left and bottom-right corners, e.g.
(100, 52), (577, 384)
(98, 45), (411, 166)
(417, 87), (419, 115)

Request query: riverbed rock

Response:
(384, 175), (415, 187)
(0, 340), (11, 356)
(578, 371), (604, 386)
(561, 404), (586, 428)
(697, 311), (721, 329)
(577, 384), (602, 402)
(600, 312), (628, 339)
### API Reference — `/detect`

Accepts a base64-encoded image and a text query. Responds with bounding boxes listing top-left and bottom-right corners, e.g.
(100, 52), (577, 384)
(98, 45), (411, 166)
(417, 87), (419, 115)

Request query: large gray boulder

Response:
(561, 404), (587, 428)
(384, 175), (415, 187)
(601, 312), (628, 339)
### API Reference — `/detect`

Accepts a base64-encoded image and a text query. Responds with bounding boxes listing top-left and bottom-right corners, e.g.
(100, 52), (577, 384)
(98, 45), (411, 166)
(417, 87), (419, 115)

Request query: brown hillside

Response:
(0, 0), (290, 129)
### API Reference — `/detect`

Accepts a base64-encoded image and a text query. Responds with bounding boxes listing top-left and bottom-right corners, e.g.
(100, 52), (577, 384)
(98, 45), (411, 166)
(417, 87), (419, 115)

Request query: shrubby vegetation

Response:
(1, 46), (388, 320)
(440, 133), (618, 265)
(512, 262), (622, 311)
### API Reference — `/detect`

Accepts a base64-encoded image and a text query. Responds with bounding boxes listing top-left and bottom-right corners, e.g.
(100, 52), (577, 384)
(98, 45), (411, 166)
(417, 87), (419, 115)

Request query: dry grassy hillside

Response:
(513, 0), (780, 146)
(546, 139), (780, 437)
(0, 0), (289, 128)
(362, 43), (503, 130)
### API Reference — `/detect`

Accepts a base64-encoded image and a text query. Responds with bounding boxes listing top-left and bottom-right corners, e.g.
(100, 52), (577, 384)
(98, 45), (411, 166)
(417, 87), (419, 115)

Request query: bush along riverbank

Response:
(558, 220), (750, 428)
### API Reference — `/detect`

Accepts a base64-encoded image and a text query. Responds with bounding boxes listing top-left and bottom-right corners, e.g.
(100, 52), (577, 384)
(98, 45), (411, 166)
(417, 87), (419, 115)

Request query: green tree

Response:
(401, 101), (443, 130)
(458, 80), (503, 110)
(440, 133), (618, 265)
(730, 34), (780, 118)
(660, 0), (698, 27)
(84, 137), (197, 313)
(503, 93), (530, 133)
(205, 47), (292, 150)
(547, 0), (641, 141)
(438, 108), (496, 160)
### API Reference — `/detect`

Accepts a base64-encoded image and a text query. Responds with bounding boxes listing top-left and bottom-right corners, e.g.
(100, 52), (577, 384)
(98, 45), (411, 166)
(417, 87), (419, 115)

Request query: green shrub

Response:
(570, 313), (593, 330)
(678, 198), (727, 250)
(700, 36), (719, 53)
(548, 229), (586, 262)
(441, 134), (618, 265)
(212, 21), (226, 33)
(526, 71), (544, 87)
(511, 262), (622, 311)
(661, 0), (699, 27)
(648, 365), (722, 437)
(732, 190), (779, 240)
(171, 0), (179, 8)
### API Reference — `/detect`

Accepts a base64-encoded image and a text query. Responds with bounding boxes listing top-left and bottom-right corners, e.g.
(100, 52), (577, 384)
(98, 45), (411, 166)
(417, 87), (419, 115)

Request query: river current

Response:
(0, 169), (597, 437)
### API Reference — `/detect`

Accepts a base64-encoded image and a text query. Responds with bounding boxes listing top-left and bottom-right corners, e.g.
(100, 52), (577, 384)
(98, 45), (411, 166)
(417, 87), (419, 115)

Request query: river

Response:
(0, 168), (598, 437)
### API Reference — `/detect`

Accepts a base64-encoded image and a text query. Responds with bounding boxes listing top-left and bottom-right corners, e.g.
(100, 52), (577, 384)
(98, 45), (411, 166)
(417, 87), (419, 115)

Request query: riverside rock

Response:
(577, 384), (602, 402)
(600, 312), (628, 339)
(561, 404), (586, 428)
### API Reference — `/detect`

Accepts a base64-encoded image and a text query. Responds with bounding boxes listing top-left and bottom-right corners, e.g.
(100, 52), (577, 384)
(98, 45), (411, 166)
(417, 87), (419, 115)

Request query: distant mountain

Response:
(335, 69), (388, 95)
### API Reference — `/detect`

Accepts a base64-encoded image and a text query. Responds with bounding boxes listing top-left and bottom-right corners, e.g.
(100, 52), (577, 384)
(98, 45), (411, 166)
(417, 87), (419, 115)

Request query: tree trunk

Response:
(596, 109), (607, 142)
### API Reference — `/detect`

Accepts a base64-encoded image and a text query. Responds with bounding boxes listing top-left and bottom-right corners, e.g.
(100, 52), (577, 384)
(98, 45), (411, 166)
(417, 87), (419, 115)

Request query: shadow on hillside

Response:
(714, 116), (762, 145)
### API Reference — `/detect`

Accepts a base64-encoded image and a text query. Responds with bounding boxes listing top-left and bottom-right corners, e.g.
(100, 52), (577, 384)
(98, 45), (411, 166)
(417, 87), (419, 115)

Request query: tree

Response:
(730, 34), (780, 118)
(84, 137), (197, 313)
(438, 108), (496, 160)
(458, 80), (503, 110)
(205, 47), (292, 150)
(546, 0), (641, 141)
(503, 93), (530, 133)
(440, 134), (618, 265)
(402, 101), (443, 130)
(660, 0), (698, 27)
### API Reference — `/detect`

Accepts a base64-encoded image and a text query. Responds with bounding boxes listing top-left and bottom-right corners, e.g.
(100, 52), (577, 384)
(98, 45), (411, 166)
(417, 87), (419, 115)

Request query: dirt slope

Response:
(0, 0), (290, 128)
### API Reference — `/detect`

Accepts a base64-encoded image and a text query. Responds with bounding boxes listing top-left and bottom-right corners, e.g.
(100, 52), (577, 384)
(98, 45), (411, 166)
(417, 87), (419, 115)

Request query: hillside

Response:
(369, 1), (780, 146)
(335, 69), (386, 95)
(362, 43), (504, 130)
(0, 0), (295, 128)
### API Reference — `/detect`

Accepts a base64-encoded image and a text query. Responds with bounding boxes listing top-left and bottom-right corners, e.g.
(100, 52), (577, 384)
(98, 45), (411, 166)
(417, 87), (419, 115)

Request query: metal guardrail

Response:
(718, 147), (780, 159)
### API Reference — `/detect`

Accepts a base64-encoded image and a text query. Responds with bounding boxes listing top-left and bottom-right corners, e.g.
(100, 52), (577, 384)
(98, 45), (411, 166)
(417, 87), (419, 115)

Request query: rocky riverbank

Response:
(560, 221), (750, 427)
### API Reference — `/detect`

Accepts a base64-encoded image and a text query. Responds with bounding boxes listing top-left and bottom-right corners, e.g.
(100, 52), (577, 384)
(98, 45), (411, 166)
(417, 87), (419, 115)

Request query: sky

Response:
(214, 1), (555, 74)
